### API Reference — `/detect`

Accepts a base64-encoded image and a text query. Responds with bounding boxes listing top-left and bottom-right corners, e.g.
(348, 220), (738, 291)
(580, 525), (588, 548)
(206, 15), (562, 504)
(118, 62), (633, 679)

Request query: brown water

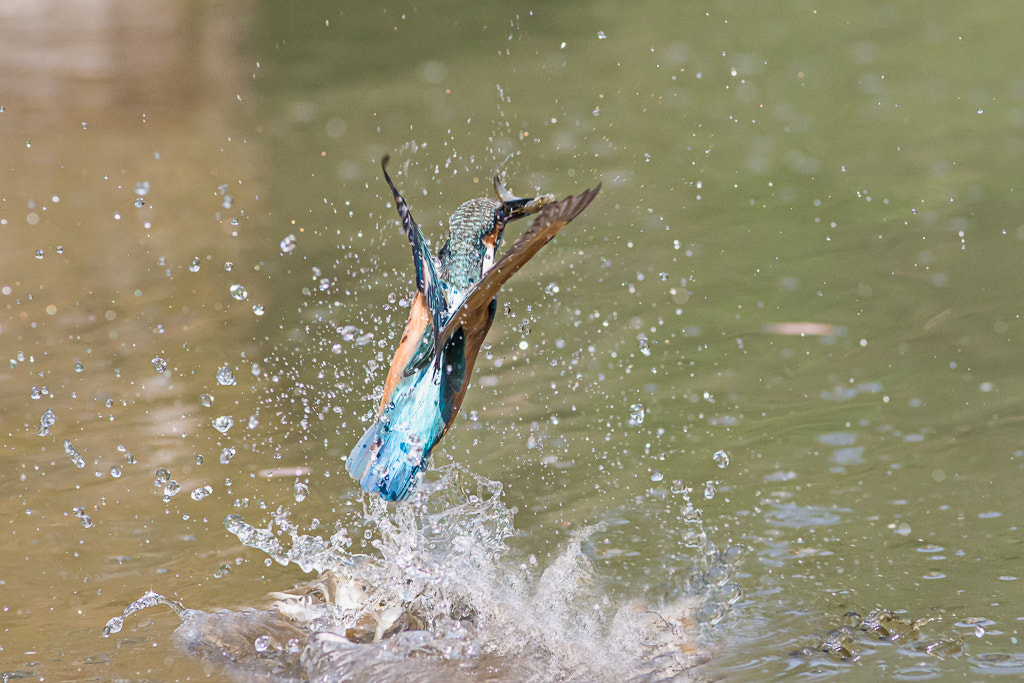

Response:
(3, 2), (1024, 680)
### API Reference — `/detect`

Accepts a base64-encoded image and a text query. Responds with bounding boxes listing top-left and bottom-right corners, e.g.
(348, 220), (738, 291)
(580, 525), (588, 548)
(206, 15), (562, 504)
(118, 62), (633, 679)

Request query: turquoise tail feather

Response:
(347, 418), (435, 502)
(345, 420), (383, 482)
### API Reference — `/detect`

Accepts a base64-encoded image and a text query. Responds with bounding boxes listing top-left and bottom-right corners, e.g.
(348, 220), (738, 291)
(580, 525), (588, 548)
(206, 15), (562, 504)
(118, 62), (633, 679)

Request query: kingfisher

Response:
(346, 155), (600, 501)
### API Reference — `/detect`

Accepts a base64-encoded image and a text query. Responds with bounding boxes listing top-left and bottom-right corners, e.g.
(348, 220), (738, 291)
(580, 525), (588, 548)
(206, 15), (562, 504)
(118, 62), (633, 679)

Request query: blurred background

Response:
(3, 1), (1024, 679)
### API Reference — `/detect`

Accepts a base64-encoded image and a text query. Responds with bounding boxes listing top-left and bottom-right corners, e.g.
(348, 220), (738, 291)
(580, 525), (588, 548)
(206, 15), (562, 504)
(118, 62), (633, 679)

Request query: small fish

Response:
(346, 156), (600, 501)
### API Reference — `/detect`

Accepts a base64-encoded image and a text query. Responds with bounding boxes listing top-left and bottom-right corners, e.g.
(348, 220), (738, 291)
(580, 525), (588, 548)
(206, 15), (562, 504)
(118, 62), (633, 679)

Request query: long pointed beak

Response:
(502, 193), (555, 219)
(494, 172), (554, 219)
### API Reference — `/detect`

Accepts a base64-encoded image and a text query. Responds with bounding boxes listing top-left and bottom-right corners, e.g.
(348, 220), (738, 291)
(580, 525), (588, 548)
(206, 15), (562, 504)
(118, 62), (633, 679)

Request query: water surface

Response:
(2, 2), (1023, 680)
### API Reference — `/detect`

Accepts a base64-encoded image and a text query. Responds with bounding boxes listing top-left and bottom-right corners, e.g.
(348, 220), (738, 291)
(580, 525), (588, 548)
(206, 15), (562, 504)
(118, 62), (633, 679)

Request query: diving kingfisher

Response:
(346, 155), (601, 501)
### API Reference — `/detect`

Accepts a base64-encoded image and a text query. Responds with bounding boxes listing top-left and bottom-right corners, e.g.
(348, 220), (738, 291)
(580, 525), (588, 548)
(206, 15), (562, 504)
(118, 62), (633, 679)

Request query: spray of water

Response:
(104, 464), (743, 680)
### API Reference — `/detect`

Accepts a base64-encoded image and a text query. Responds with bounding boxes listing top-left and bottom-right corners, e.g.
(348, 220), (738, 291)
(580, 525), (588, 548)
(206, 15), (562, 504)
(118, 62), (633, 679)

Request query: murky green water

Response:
(3, 2), (1024, 680)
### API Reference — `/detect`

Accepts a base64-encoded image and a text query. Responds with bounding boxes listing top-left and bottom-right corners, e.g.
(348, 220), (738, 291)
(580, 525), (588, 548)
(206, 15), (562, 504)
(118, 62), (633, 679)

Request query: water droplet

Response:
(37, 408), (56, 436)
(224, 261), (233, 271)
(216, 365), (236, 385)
(597, 30), (607, 39)
(191, 485), (213, 501)
(650, 470), (664, 482)
(134, 198), (145, 208)
(212, 415), (234, 433)
(80, 514), (94, 528)
(229, 284), (248, 301)
(704, 481), (717, 500)
(221, 194), (234, 209)
(405, 441), (424, 467)
(293, 481), (309, 502)
(682, 504), (702, 524)
(102, 616), (124, 637)
(544, 282), (560, 295)
(74, 361), (84, 373)
(280, 234), (297, 253)
(628, 403), (645, 426)
(195, 454), (204, 466)
(200, 393), (214, 407)
(254, 634), (271, 652)
(152, 356), (168, 373)
(355, 332), (374, 346)
(35, 249), (44, 260)
(219, 446), (236, 464)
(110, 466), (122, 478)
(189, 257), (201, 272)
(340, 325), (358, 341)
(638, 336), (651, 356)
(134, 181), (150, 197)
(64, 439), (85, 468)
(682, 529), (702, 547)
(252, 304), (264, 316)
(154, 468), (171, 485)
(163, 480), (181, 500)
(713, 450), (730, 468)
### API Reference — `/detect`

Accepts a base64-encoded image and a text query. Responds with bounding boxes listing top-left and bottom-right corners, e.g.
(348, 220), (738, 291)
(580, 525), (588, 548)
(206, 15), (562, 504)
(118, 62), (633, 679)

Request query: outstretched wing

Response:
(436, 184), (601, 346)
(381, 155), (447, 356)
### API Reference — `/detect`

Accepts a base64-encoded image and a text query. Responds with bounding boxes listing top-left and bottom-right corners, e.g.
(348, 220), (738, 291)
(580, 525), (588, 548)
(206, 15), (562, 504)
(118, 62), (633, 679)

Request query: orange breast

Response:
(378, 292), (431, 415)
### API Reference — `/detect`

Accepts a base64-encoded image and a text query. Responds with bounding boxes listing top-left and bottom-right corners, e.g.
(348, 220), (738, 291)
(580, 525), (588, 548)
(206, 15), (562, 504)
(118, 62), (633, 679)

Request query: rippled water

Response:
(4, 2), (1024, 682)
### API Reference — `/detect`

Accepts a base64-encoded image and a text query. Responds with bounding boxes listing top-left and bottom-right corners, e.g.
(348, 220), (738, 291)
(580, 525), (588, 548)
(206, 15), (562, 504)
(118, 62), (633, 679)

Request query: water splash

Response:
(106, 465), (738, 680)
(102, 590), (183, 638)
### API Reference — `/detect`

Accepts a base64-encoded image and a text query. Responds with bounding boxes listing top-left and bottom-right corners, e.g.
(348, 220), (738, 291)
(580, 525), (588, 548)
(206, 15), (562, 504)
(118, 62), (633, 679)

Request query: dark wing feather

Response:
(381, 156), (447, 355)
(436, 184), (601, 346)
